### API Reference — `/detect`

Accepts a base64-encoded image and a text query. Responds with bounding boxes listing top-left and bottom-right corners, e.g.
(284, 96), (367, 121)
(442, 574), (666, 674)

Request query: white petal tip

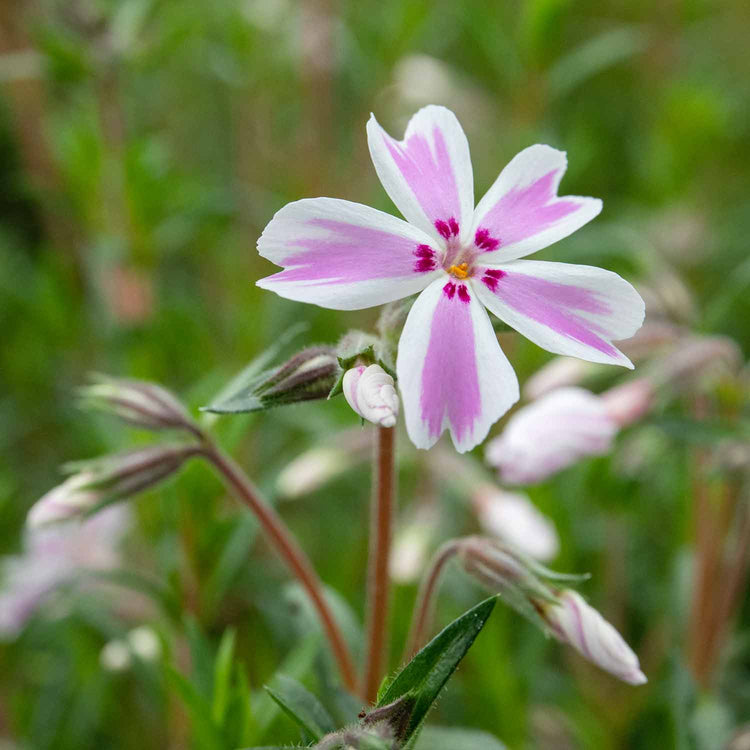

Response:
(626, 669), (648, 686)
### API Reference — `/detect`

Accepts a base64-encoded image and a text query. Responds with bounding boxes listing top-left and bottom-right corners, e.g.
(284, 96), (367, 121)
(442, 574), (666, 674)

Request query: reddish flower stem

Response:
(199, 443), (359, 695)
(404, 539), (462, 660)
(362, 426), (396, 703)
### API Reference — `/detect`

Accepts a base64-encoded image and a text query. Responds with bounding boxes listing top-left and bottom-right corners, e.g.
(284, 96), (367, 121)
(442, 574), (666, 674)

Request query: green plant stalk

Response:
(362, 425), (397, 703)
(198, 441), (359, 695)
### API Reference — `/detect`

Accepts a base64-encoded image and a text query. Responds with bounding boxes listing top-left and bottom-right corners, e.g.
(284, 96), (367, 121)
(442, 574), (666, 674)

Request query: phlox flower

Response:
(0, 505), (129, 638)
(257, 106), (644, 452)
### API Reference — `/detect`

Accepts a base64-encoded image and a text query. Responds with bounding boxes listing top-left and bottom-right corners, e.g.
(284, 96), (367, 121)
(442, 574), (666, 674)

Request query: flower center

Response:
(447, 262), (470, 279)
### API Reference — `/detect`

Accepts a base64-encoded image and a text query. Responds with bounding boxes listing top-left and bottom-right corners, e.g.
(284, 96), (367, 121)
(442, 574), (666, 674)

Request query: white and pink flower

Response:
(257, 106), (644, 452)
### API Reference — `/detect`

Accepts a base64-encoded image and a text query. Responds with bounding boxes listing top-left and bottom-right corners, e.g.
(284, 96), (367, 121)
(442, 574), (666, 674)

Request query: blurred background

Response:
(1, 0), (749, 748)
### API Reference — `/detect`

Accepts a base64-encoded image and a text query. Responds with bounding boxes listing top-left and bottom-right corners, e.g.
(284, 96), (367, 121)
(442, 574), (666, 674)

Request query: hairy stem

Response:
(404, 539), (462, 660)
(363, 426), (396, 702)
(199, 442), (358, 694)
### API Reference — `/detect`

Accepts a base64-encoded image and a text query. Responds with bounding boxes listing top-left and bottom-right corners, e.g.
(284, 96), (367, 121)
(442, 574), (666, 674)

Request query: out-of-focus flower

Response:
(390, 505), (440, 583)
(277, 447), (350, 499)
(257, 105), (644, 452)
(487, 381), (653, 484)
(276, 428), (372, 499)
(617, 320), (682, 361)
(342, 364), (399, 428)
(128, 625), (162, 661)
(541, 589), (647, 685)
(27, 444), (198, 527)
(471, 484), (559, 561)
(102, 264), (154, 324)
(486, 387), (618, 484)
(0, 505), (130, 638)
(524, 357), (598, 400)
(653, 335), (742, 389)
(81, 375), (200, 436)
(100, 639), (132, 671)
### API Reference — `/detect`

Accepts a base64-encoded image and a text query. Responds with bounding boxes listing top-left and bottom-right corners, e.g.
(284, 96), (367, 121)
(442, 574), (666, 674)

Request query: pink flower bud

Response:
(472, 484), (559, 561)
(600, 379), (653, 427)
(485, 388), (617, 484)
(542, 590), (646, 685)
(342, 364), (399, 428)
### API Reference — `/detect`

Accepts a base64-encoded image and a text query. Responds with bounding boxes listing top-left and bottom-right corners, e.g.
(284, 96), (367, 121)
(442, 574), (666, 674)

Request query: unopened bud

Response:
(600, 378), (653, 427)
(81, 375), (200, 436)
(342, 364), (399, 427)
(471, 484), (559, 561)
(541, 589), (646, 685)
(458, 536), (543, 595)
(485, 388), (617, 484)
(206, 347), (341, 413)
(27, 444), (198, 527)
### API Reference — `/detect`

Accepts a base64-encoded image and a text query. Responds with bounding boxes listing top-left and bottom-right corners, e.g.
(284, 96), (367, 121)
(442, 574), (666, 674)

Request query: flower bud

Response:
(485, 388), (617, 484)
(600, 378), (653, 427)
(471, 484), (559, 562)
(541, 589), (647, 685)
(523, 357), (598, 400)
(81, 375), (200, 436)
(206, 346), (341, 413)
(342, 364), (399, 427)
(27, 444), (198, 527)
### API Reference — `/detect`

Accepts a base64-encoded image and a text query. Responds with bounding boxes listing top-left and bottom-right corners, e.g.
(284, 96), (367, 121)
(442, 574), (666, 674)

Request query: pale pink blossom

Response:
(257, 106), (644, 452)
(486, 387), (618, 484)
(0, 505), (129, 638)
(523, 356), (598, 400)
(542, 589), (647, 685)
(342, 364), (399, 427)
(472, 484), (559, 561)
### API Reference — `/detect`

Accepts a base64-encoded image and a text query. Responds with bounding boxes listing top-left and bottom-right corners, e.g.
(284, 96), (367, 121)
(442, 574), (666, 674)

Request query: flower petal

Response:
(475, 260), (645, 367)
(257, 198), (440, 310)
(471, 145), (602, 262)
(397, 277), (519, 453)
(367, 106), (474, 243)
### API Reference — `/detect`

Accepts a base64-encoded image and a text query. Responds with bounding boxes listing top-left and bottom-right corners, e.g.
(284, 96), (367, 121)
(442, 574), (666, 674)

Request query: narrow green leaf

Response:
(166, 666), (225, 750)
(212, 628), (236, 725)
(264, 674), (335, 741)
(376, 597), (497, 744)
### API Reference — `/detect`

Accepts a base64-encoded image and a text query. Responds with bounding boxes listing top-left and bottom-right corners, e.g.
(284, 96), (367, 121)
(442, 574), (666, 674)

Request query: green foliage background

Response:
(1, 0), (749, 748)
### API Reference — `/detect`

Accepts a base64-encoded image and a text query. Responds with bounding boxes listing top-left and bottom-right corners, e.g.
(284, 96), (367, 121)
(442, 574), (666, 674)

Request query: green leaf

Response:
(414, 726), (507, 750)
(200, 323), (308, 420)
(375, 597), (497, 745)
(212, 628), (236, 725)
(264, 675), (335, 741)
(166, 667), (225, 750)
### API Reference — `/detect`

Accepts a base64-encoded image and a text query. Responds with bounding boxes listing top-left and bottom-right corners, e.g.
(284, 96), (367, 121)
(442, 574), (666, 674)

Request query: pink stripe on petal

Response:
(385, 126), (461, 229)
(477, 169), (579, 248)
(274, 219), (429, 284)
(482, 269), (618, 357)
(420, 287), (482, 442)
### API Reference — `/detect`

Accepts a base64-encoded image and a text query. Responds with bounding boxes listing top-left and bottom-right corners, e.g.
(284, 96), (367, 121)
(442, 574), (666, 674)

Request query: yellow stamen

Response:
(447, 263), (469, 280)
